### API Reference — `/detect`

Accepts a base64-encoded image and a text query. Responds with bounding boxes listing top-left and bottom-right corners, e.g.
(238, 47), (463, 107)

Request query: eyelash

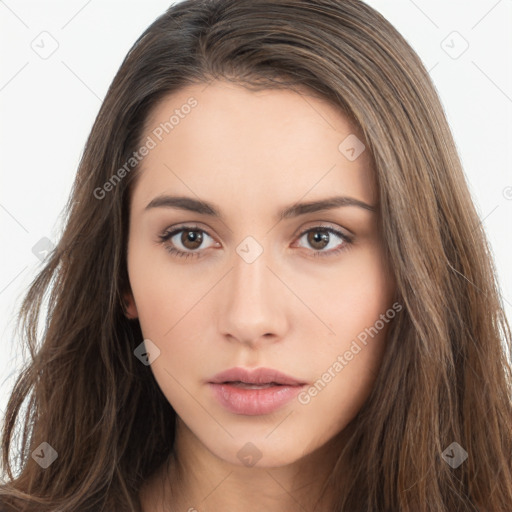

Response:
(157, 223), (353, 260)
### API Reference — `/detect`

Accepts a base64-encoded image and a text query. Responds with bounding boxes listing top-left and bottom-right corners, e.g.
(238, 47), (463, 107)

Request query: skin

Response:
(124, 80), (396, 511)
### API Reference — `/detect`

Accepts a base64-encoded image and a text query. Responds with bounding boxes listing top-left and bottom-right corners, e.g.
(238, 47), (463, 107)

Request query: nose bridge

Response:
(232, 239), (269, 302)
(218, 236), (286, 344)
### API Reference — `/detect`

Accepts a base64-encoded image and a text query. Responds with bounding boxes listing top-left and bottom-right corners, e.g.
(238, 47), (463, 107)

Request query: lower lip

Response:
(208, 382), (305, 415)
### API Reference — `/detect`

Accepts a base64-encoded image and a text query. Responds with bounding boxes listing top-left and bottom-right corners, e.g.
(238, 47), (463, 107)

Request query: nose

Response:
(217, 244), (288, 348)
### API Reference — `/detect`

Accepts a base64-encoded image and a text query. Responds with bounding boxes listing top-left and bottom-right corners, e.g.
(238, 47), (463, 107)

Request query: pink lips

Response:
(208, 367), (307, 416)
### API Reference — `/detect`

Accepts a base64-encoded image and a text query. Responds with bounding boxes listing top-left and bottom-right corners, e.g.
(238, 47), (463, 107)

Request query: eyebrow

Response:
(144, 194), (376, 221)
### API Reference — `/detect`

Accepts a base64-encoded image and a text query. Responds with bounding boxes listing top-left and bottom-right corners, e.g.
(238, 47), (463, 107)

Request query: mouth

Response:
(208, 366), (307, 387)
(222, 381), (285, 389)
(207, 367), (307, 416)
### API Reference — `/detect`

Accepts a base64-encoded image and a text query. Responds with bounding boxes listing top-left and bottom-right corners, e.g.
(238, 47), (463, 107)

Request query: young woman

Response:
(1, 0), (511, 510)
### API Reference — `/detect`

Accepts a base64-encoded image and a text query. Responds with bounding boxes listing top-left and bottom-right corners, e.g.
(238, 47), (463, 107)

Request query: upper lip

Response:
(209, 367), (306, 386)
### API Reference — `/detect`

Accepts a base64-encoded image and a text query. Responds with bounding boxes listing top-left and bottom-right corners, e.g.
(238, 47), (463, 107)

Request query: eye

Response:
(294, 224), (352, 257)
(158, 224), (217, 260)
(158, 223), (353, 260)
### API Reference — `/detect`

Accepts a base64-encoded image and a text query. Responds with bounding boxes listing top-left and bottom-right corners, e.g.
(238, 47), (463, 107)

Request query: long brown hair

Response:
(1, 0), (511, 510)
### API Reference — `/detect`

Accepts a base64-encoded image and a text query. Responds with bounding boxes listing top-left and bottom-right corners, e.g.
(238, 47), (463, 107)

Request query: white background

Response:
(1, 0), (511, 428)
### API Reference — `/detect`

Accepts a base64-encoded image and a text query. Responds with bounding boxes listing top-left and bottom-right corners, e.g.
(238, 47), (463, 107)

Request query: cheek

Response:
(312, 243), (395, 343)
(127, 237), (184, 334)
(127, 241), (213, 378)
(127, 248), (207, 409)
(295, 247), (394, 422)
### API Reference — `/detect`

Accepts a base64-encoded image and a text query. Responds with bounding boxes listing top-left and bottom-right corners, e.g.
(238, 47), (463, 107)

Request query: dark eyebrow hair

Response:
(144, 195), (376, 221)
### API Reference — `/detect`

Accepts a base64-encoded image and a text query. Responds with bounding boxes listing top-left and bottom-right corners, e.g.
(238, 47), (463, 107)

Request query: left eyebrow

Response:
(278, 196), (376, 219)
(144, 194), (377, 221)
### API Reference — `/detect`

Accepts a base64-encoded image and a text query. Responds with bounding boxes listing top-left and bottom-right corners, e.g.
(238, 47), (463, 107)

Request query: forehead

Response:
(131, 81), (376, 214)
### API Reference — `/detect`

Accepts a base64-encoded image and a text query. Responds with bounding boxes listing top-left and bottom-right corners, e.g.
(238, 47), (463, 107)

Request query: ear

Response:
(123, 291), (139, 320)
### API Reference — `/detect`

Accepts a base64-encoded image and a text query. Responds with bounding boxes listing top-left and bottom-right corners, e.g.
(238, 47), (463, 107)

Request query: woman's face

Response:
(125, 80), (396, 467)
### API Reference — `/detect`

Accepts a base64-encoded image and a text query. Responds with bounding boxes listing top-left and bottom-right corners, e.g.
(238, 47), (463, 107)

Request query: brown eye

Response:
(306, 229), (330, 250)
(295, 225), (352, 257)
(180, 229), (203, 250)
(158, 225), (217, 259)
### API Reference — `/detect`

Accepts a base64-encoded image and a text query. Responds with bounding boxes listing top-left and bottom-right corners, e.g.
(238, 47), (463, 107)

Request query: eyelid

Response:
(160, 220), (351, 240)
(158, 222), (218, 247)
(292, 220), (353, 239)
